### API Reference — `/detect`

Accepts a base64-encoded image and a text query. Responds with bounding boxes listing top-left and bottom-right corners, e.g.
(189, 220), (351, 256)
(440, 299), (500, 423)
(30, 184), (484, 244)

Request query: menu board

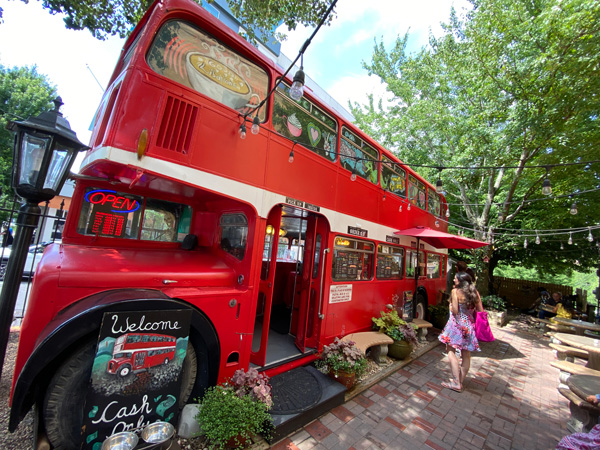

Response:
(334, 251), (362, 280)
(376, 255), (394, 278)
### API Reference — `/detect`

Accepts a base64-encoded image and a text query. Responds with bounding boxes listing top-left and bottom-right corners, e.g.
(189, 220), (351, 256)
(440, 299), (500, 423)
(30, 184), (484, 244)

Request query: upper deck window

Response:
(381, 156), (407, 198)
(408, 174), (426, 210)
(427, 187), (441, 217)
(272, 83), (338, 161)
(340, 127), (379, 184)
(77, 187), (191, 242)
(146, 20), (268, 120)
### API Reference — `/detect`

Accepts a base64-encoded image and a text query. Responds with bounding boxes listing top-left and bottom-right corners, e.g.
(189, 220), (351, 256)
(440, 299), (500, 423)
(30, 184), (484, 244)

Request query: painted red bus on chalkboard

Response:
(9, 0), (450, 448)
(107, 333), (177, 377)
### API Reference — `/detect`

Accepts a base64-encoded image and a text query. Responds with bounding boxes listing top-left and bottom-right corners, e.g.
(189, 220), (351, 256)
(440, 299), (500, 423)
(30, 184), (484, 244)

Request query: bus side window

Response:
(220, 214), (248, 260)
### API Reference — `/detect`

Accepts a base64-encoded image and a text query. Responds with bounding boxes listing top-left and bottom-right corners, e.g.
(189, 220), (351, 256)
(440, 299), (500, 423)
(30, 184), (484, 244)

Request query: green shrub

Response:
(372, 309), (419, 344)
(197, 369), (273, 449)
(482, 295), (506, 311)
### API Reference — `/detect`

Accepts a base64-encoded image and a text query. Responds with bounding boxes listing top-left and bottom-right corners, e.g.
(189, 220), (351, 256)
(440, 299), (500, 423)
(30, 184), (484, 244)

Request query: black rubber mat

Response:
(270, 366), (323, 414)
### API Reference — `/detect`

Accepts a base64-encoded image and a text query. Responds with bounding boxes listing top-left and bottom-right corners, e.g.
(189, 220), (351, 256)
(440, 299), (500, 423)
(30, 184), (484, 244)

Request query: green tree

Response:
(0, 65), (57, 206)
(351, 0), (600, 294)
(24, 0), (336, 42)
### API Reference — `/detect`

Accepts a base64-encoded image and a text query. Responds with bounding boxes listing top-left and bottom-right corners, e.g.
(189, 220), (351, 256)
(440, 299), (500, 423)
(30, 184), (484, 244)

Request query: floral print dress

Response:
(438, 302), (480, 352)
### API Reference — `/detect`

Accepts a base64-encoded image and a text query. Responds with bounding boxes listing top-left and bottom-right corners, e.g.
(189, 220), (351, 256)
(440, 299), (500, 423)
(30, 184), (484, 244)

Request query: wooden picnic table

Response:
(552, 318), (600, 336)
(554, 333), (600, 370)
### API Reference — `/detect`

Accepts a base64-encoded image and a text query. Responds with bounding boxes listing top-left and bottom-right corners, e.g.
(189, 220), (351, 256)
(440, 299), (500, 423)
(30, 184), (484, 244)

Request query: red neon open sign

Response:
(85, 189), (141, 213)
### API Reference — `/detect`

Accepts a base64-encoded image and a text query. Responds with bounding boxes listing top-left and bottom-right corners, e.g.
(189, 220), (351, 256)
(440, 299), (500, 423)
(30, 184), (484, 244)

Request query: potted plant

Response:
(372, 309), (419, 359)
(482, 295), (507, 327)
(428, 304), (450, 330)
(315, 338), (367, 388)
(197, 368), (273, 449)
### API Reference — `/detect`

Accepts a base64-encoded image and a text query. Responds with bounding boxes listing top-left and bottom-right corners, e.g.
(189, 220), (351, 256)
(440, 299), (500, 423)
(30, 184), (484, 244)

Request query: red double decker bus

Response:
(9, 0), (450, 448)
(107, 333), (177, 377)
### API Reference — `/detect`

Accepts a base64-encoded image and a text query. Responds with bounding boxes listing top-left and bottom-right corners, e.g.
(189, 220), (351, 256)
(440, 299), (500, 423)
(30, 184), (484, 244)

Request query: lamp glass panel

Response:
(19, 134), (50, 186)
(43, 145), (70, 191)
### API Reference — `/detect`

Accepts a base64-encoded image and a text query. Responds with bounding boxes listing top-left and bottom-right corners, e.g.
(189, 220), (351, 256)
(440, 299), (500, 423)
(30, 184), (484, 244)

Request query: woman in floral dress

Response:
(438, 271), (484, 392)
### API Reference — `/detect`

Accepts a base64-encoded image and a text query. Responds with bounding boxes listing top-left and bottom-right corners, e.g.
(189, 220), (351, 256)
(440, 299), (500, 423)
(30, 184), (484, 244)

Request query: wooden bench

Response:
(412, 319), (433, 341)
(547, 324), (576, 334)
(549, 343), (589, 362)
(558, 386), (600, 433)
(341, 332), (393, 365)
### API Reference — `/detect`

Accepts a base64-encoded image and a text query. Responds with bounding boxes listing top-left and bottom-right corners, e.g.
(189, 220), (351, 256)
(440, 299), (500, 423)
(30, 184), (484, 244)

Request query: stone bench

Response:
(547, 324), (576, 334)
(558, 386), (600, 433)
(551, 360), (600, 387)
(341, 332), (393, 365)
(549, 343), (589, 362)
(412, 319), (433, 342)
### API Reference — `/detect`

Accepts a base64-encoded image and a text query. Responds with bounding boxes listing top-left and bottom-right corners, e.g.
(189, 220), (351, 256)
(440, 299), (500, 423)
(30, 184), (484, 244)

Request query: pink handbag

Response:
(475, 311), (495, 342)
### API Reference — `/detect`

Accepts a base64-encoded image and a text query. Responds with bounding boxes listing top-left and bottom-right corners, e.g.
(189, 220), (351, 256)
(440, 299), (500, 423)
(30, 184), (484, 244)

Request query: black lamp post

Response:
(0, 97), (88, 377)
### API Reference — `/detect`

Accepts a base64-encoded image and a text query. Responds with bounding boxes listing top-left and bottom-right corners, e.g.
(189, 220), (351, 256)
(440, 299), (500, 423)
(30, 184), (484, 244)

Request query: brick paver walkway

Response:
(272, 317), (570, 450)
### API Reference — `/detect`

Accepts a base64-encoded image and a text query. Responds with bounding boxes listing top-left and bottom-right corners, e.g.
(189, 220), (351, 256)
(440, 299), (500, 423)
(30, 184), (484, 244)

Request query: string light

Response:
(289, 58), (305, 101)
(407, 203), (411, 211)
(535, 231), (540, 245)
(238, 123), (247, 140)
(568, 232), (573, 245)
(561, 242), (564, 250)
(251, 116), (260, 135)
(445, 208), (450, 218)
(541, 168), (552, 195)
(435, 167), (443, 194)
(350, 167), (357, 181)
(588, 227), (594, 242)
(570, 201), (578, 215)
(524, 238), (528, 248)
(399, 205), (402, 212)
(435, 220), (440, 228)
(288, 149), (294, 163)
(498, 210), (504, 222)
(383, 191), (386, 201)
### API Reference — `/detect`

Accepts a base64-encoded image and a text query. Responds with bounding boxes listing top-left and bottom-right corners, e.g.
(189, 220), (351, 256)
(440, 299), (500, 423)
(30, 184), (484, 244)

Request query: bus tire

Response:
(164, 357), (169, 365)
(414, 293), (428, 320)
(43, 340), (95, 450)
(42, 339), (200, 450)
(118, 364), (132, 377)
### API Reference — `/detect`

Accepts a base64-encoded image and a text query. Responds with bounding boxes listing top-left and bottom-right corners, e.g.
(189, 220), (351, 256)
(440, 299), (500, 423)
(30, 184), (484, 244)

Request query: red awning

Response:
(394, 226), (488, 249)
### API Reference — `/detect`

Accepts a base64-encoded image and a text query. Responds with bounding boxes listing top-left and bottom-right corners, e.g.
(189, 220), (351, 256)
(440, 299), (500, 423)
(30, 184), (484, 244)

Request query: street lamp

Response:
(0, 97), (88, 377)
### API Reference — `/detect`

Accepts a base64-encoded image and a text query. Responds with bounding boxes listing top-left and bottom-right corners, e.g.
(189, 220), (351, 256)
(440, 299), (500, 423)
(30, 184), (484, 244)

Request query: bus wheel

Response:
(414, 293), (428, 320)
(43, 340), (95, 450)
(118, 364), (132, 377)
(178, 342), (197, 407)
(164, 357), (169, 365)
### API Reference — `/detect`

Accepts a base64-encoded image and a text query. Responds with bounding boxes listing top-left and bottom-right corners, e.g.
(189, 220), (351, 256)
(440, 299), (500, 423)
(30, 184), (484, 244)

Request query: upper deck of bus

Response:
(80, 0), (447, 233)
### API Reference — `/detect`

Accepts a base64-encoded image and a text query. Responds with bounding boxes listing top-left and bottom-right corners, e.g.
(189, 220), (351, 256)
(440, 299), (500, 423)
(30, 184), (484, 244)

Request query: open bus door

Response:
(294, 214), (329, 352)
(250, 206), (282, 367)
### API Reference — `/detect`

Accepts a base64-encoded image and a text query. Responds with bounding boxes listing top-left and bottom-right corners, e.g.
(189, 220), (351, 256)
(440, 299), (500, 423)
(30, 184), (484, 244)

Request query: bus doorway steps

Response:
(268, 365), (346, 443)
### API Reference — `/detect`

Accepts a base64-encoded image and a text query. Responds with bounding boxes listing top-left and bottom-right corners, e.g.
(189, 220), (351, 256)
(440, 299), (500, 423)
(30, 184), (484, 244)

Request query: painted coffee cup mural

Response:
(81, 310), (192, 450)
(147, 20), (268, 119)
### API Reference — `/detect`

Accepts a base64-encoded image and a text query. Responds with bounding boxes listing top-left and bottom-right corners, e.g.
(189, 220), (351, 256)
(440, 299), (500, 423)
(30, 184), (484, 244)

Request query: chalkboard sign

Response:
(80, 310), (192, 449)
(403, 291), (413, 322)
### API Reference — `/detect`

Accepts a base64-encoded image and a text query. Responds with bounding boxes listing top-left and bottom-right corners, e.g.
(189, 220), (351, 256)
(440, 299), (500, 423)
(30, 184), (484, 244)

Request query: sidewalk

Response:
(272, 317), (570, 450)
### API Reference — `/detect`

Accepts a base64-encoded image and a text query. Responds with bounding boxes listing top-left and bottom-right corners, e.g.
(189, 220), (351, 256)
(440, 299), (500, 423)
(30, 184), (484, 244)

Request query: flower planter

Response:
(488, 310), (506, 327)
(328, 369), (356, 388)
(388, 339), (413, 360)
(430, 314), (449, 330)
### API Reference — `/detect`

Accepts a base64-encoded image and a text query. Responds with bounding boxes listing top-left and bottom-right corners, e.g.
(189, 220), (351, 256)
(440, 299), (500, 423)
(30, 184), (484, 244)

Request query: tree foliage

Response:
(351, 0), (600, 293)
(24, 0), (336, 42)
(0, 65), (57, 203)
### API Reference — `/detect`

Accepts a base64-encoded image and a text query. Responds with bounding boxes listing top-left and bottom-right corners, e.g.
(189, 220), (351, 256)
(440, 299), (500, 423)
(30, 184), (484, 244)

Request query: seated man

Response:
(538, 291), (557, 319)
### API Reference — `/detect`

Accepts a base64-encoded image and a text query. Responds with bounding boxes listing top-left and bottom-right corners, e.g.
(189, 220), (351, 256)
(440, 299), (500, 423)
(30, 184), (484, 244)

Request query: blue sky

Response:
(0, 0), (470, 164)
